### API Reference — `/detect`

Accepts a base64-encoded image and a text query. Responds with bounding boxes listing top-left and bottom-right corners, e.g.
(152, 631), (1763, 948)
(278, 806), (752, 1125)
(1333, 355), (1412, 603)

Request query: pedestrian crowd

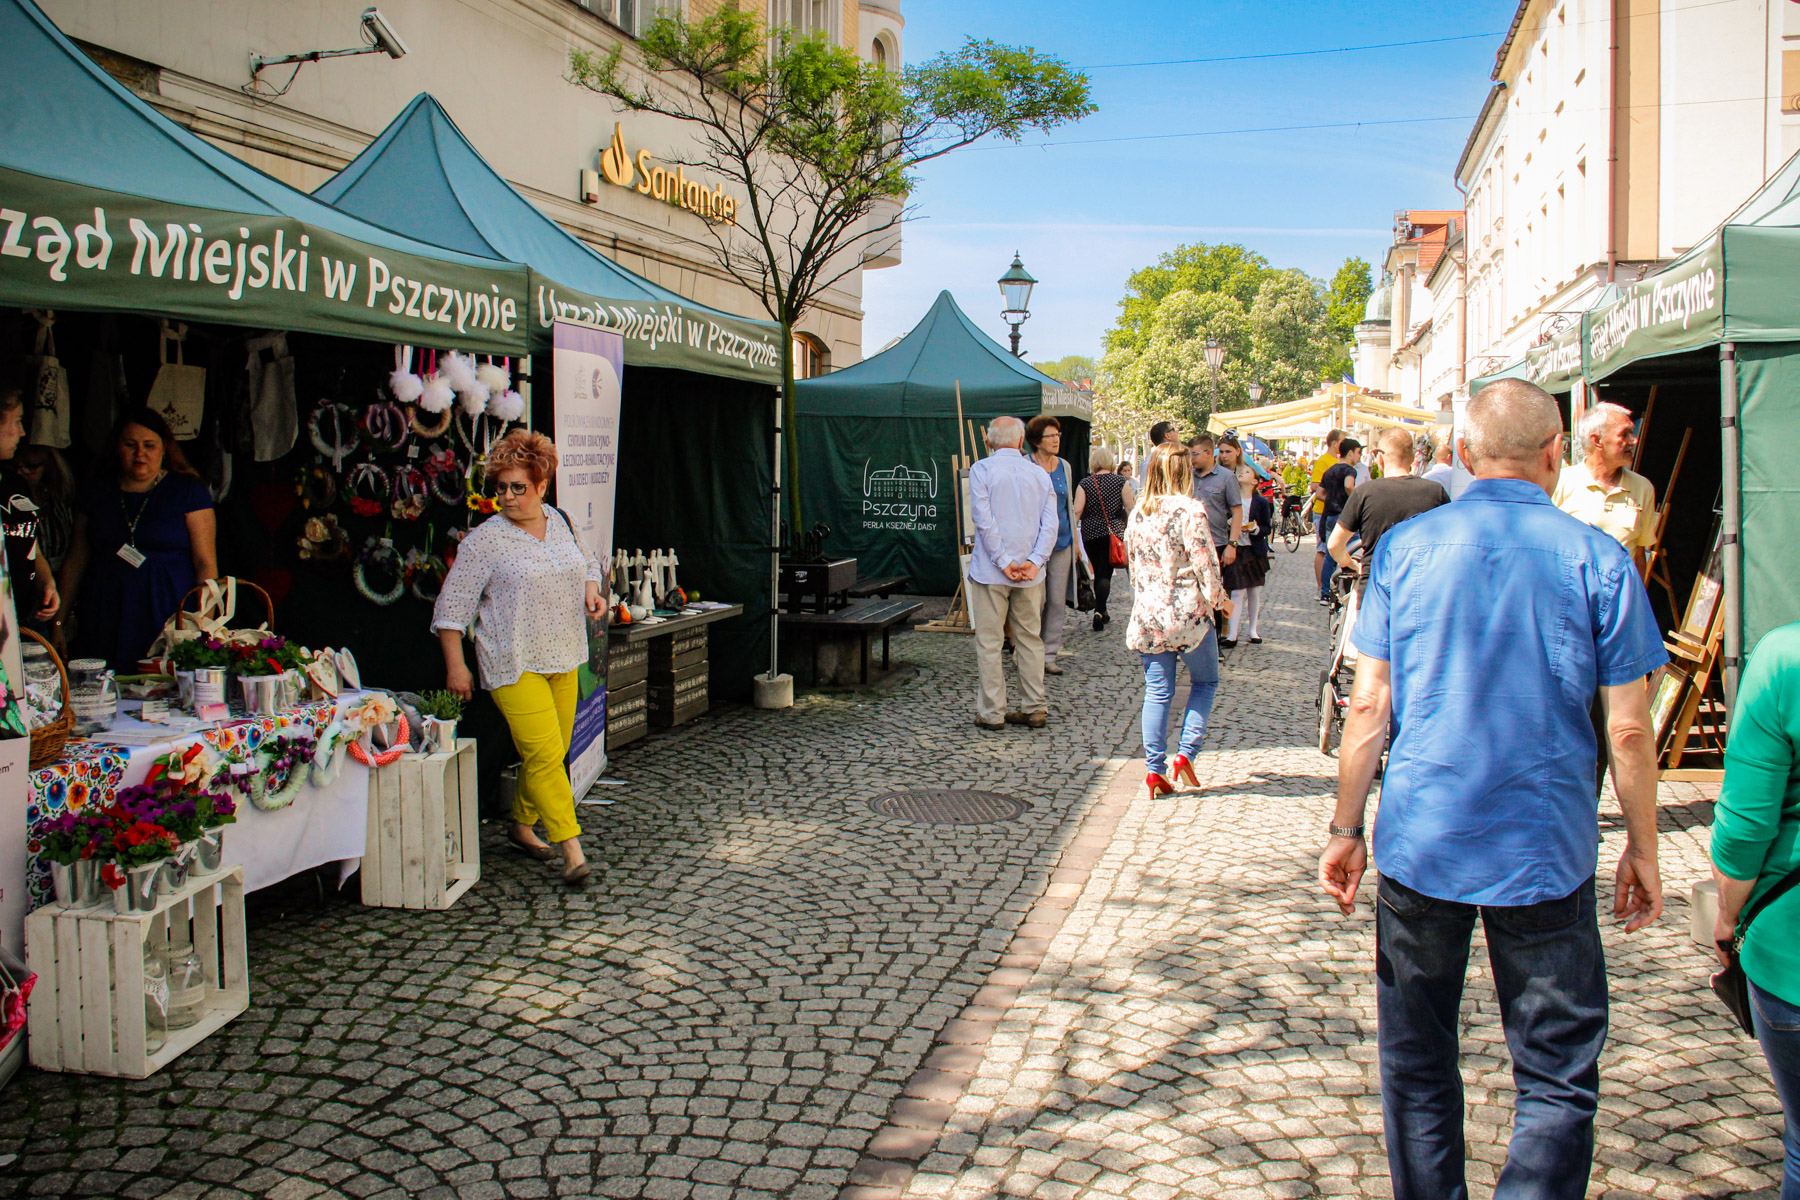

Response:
(965, 380), (1800, 1199)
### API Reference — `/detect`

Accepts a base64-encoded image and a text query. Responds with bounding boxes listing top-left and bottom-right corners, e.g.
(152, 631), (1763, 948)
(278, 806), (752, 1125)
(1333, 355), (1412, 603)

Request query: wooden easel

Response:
(1652, 531), (1730, 766)
(1640, 426), (1690, 613)
(920, 384), (979, 634)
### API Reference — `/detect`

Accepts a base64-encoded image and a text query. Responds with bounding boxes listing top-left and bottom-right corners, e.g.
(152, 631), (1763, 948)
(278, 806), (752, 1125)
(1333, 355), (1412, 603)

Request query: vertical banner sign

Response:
(553, 320), (625, 799)
(0, 561), (33, 953)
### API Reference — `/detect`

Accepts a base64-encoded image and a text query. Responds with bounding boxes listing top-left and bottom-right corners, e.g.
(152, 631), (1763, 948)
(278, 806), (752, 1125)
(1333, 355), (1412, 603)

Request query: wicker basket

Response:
(176, 577), (275, 634)
(24, 627), (72, 771)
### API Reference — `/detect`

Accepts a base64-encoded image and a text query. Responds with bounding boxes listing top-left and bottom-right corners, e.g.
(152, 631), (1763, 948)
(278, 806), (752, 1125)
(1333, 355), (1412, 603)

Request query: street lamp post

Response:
(1248, 381), (1264, 405)
(998, 253), (1036, 358)
(1203, 338), (1225, 412)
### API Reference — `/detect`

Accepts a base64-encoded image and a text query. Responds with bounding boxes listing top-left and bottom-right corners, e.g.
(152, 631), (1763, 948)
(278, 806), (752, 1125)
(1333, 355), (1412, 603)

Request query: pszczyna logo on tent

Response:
(862, 459), (940, 532)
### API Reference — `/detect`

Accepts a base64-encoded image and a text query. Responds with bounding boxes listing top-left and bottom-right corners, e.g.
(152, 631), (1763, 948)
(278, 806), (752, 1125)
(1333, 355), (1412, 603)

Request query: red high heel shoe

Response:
(1169, 755), (1199, 790)
(1146, 772), (1175, 799)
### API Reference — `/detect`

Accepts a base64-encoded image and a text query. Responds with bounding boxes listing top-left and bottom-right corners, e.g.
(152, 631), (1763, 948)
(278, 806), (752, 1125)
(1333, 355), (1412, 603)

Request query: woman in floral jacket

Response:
(1127, 442), (1233, 798)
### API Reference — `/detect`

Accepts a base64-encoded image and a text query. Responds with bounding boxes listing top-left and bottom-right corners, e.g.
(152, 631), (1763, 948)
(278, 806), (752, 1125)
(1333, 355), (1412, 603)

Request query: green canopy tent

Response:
(794, 291), (1092, 594)
(0, 0), (530, 352)
(314, 94), (785, 698)
(1472, 148), (1800, 693)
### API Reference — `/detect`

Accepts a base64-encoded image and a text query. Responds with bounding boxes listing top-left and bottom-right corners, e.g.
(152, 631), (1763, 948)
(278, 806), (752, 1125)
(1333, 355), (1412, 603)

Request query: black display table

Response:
(606, 604), (744, 748)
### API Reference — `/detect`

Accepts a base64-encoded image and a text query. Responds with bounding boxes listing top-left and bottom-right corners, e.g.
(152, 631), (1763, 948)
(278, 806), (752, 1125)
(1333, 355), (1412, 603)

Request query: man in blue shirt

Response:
(1317, 378), (1667, 1200)
(967, 416), (1057, 731)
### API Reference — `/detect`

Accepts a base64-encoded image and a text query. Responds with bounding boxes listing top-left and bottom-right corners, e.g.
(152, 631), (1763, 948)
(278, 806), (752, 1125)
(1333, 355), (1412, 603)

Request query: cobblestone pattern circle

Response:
(867, 790), (1031, 826)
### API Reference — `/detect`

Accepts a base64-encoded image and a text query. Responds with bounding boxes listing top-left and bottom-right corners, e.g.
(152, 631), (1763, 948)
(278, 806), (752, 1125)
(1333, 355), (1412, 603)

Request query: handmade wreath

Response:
(308, 401), (359, 470)
(253, 727), (317, 810)
(296, 459), (336, 511)
(361, 400), (411, 455)
(296, 514), (351, 562)
(345, 694), (410, 767)
(425, 445), (464, 507)
(390, 464), (430, 521)
(353, 537), (406, 606)
(409, 403), (453, 440)
(344, 460), (391, 518)
(407, 547), (448, 603)
(311, 719), (350, 787)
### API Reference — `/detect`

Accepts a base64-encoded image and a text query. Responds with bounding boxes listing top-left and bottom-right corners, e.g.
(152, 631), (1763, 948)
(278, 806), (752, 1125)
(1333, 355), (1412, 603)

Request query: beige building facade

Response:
(1457, 0), (1800, 382)
(39, 0), (904, 371)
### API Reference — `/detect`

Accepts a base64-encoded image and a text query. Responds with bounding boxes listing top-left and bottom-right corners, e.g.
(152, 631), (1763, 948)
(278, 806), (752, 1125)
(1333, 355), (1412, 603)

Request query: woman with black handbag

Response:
(1072, 447), (1133, 631)
(1711, 619), (1800, 1197)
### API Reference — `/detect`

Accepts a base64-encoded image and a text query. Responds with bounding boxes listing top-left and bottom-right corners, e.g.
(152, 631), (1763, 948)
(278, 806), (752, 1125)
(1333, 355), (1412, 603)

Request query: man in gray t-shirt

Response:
(1186, 433), (1242, 561)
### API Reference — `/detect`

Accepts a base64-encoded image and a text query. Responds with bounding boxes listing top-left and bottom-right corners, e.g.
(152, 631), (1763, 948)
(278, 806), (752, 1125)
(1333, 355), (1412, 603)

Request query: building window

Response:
(573, 0), (683, 38)
(872, 37), (887, 68)
(792, 333), (828, 379)
(769, 0), (840, 44)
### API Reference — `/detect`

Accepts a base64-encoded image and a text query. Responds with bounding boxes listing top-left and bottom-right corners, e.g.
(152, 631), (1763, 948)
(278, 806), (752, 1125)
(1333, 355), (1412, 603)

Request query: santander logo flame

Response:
(599, 123), (634, 188)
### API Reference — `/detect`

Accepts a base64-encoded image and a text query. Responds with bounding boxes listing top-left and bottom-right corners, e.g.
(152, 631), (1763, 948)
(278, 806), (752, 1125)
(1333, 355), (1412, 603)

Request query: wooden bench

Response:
(779, 597), (923, 685)
(846, 574), (912, 600)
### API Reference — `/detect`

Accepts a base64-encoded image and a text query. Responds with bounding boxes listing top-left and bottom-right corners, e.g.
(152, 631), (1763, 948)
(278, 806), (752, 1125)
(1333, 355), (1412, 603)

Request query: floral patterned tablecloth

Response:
(25, 699), (342, 911)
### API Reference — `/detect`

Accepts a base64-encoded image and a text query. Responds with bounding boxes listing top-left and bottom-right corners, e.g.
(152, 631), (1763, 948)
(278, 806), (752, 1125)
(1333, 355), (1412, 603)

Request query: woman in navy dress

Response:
(59, 408), (217, 671)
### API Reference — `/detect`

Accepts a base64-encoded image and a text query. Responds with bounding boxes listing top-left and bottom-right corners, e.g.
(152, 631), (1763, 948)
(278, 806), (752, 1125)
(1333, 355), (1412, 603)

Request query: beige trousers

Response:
(968, 579), (1047, 723)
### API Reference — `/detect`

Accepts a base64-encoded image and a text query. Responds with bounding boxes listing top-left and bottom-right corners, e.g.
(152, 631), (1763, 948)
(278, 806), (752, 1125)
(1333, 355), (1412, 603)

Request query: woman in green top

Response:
(1712, 620), (1800, 1199)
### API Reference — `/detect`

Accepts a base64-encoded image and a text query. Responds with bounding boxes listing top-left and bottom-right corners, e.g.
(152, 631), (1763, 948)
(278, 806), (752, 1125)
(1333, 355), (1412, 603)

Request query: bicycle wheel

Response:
(1317, 669), (1338, 756)
(1284, 516), (1300, 553)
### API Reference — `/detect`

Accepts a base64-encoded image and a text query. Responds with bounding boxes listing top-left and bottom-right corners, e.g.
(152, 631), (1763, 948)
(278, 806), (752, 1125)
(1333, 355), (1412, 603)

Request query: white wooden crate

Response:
(362, 738), (480, 910)
(24, 866), (249, 1079)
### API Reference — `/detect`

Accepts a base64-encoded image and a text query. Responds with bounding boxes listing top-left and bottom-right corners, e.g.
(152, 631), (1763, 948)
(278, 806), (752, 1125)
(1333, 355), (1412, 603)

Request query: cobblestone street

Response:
(0, 549), (1785, 1199)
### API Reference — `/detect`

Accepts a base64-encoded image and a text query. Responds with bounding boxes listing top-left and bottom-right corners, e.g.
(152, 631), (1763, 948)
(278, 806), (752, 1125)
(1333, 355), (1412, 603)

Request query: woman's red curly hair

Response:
(486, 429), (558, 483)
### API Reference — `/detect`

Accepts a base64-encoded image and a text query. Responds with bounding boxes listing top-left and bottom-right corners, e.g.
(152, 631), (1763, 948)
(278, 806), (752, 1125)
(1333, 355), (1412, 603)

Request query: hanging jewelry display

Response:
(353, 536), (406, 605)
(390, 465), (430, 521)
(361, 400), (411, 455)
(344, 459), (391, 518)
(308, 401), (359, 470)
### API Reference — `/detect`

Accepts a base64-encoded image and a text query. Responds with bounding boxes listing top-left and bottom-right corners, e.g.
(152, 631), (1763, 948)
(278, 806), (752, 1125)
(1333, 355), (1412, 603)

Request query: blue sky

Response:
(860, 0), (1518, 363)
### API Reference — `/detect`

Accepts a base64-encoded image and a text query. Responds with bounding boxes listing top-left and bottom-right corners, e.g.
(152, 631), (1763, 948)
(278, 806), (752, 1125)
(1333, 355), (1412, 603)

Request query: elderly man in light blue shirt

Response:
(967, 416), (1058, 730)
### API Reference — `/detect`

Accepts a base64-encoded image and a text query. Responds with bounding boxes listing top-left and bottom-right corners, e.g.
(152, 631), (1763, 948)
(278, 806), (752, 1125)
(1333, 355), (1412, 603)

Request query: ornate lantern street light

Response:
(998, 254), (1036, 357)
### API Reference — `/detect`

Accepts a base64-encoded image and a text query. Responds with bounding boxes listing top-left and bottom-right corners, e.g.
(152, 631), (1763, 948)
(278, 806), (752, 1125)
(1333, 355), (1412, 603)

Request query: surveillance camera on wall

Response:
(361, 8), (409, 60)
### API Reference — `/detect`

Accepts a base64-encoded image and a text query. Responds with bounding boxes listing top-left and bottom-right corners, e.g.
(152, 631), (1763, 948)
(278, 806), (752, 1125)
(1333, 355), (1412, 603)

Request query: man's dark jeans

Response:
(1376, 875), (1607, 1200)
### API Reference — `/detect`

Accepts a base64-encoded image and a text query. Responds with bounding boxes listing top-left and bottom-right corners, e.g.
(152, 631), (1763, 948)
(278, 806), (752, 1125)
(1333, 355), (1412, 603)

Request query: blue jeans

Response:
(1138, 630), (1219, 778)
(1318, 514), (1340, 597)
(1376, 875), (1607, 1200)
(1753, 980), (1800, 1199)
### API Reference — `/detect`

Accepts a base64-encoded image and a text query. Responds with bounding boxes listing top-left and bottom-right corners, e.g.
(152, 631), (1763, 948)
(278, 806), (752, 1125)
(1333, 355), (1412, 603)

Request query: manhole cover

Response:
(867, 789), (1031, 825)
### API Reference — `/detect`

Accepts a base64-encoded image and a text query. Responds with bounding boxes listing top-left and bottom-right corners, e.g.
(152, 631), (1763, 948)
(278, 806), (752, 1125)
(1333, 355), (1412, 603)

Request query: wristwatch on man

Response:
(1328, 823), (1365, 839)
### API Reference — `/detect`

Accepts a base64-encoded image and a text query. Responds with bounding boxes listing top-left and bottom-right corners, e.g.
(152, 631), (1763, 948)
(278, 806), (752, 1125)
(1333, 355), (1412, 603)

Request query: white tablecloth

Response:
(101, 698), (372, 893)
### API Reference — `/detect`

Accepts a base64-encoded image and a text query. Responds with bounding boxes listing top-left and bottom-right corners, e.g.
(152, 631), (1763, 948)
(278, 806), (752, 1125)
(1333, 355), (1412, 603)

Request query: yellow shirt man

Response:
(1551, 460), (1657, 551)
(1309, 452), (1338, 516)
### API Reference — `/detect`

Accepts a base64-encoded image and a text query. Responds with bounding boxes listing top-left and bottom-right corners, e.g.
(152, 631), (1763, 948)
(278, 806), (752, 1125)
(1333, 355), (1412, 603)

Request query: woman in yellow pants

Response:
(433, 430), (603, 884)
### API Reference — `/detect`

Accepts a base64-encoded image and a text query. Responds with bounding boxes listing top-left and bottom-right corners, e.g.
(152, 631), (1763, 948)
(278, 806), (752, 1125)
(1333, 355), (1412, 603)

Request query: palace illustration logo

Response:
(861, 459), (941, 531)
(598, 124), (635, 188)
(863, 460), (938, 499)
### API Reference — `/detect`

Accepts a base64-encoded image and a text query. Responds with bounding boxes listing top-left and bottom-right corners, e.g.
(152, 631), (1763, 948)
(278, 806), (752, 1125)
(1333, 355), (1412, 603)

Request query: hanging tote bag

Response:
(145, 320), (206, 441)
(1090, 475), (1127, 567)
(22, 310), (72, 449)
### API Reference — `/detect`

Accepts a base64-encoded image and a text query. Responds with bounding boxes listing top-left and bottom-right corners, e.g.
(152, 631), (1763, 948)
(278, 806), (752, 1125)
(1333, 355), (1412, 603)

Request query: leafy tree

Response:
(1030, 354), (1097, 383)
(569, 9), (1093, 531)
(1322, 256), (1373, 383)
(1250, 269), (1331, 407)
(1105, 242), (1275, 354)
(1100, 289), (1255, 431)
